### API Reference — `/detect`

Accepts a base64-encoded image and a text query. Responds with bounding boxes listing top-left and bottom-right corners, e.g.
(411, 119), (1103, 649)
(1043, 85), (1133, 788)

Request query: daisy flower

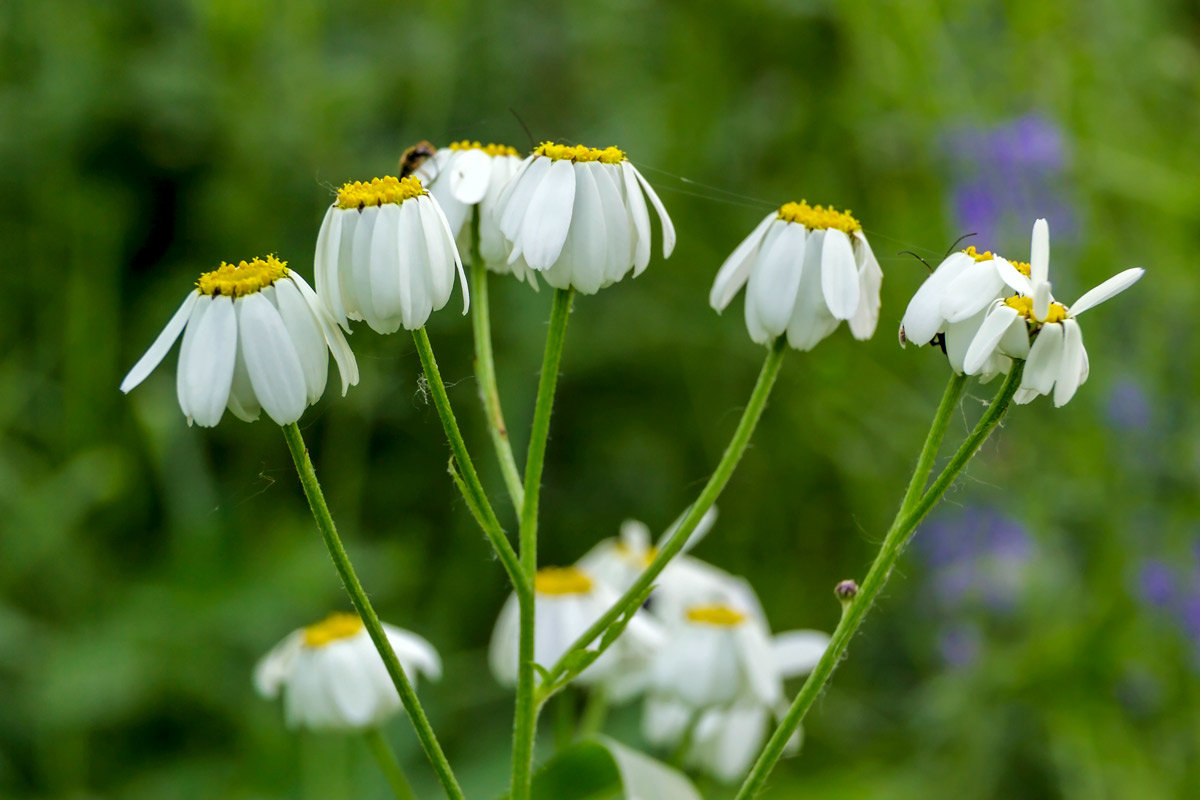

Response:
(491, 141), (675, 294)
(710, 201), (882, 350)
(414, 141), (539, 287)
(488, 566), (663, 695)
(313, 175), (468, 333)
(900, 245), (1032, 381)
(119, 255), (358, 427)
(254, 612), (441, 732)
(962, 219), (1144, 406)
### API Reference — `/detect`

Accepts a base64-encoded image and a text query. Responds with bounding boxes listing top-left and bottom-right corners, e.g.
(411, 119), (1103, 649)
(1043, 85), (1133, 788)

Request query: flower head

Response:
(314, 175), (468, 333)
(415, 141), (540, 287)
(254, 612), (441, 732)
(119, 255), (358, 427)
(710, 201), (882, 350)
(961, 219), (1144, 405)
(491, 141), (675, 294)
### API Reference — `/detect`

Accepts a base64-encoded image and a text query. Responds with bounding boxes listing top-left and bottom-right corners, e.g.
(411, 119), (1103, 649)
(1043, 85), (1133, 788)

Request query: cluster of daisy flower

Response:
(117, 134), (1145, 794)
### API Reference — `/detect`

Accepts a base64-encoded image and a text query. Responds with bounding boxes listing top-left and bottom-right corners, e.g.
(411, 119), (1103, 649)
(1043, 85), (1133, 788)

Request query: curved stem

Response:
(541, 337), (789, 695)
(282, 423), (464, 800)
(363, 728), (418, 800)
(412, 327), (529, 596)
(511, 287), (574, 800)
(733, 364), (1024, 800)
(897, 373), (967, 519)
(469, 207), (526, 511)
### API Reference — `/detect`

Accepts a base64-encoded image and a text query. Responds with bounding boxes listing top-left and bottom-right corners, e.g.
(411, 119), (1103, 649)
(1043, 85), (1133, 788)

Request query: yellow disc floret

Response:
(303, 612), (364, 647)
(196, 255), (289, 298)
(535, 142), (626, 164)
(449, 140), (520, 157)
(777, 201), (861, 235)
(964, 246), (1031, 277)
(336, 175), (426, 209)
(535, 566), (594, 595)
(686, 604), (747, 627)
(1005, 295), (1068, 324)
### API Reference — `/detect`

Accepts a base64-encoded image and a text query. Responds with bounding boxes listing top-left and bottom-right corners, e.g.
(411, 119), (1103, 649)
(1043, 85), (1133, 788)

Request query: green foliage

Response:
(1, 0), (1198, 798)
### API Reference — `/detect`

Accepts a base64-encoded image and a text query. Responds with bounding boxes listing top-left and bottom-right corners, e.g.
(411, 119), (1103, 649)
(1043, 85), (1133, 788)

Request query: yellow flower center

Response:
(196, 255), (289, 298)
(614, 541), (659, 567)
(535, 566), (594, 595)
(449, 140), (520, 157)
(685, 604), (747, 627)
(303, 612), (364, 647)
(535, 141), (626, 164)
(777, 201), (861, 234)
(335, 176), (426, 210)
(963, 246), (1031, 277)
(1005, 295), (1068, 323)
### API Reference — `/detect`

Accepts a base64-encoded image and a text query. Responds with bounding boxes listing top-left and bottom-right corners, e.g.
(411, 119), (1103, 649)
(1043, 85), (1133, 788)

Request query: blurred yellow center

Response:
(449, 140), (520, 157)
(535, 567), (593, 595)
(614, 541), (659, 567)
(336, 176), (425, 209)
(964, 246), (1032, 277)
(1005, 295), (1068, 323)
(777, 201), (861, 234)
(686, 605), (747, 627)
(535, 142), (626, 164)
(303, 612), (364, 647)
(196, 255), (289, 298)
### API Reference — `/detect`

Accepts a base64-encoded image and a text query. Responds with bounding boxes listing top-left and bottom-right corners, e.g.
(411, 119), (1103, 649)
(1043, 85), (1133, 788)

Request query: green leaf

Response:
(497, 738), (701, 800)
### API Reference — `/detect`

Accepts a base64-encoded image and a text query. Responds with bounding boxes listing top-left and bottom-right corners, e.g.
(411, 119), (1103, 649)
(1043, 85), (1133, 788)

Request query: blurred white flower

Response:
(489, 566), (663, 696)
(119, 255), (358, 427)
(254, 612), (441, 732)
(492, 142), (675, 294)
(962, 219), (1144, 406)
(313, 175), (468, 333)
(710, 201), (882, 350)
(415, 141), (539, 288)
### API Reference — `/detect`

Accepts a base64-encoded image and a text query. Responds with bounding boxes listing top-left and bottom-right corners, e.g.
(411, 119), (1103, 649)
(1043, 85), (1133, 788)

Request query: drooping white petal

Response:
(518, 159), (577, 270)
(322, 644), (378, 727)
(964, 302), (1020, 375)
(313, 206), (349, 327)
(418, 196), (460, 313)
(819, 228), (860, 320)
(272, 278), (330, 403)
(632, 164), (676, 258)
(289, 274), (359, 393)
(994, 256), (1033, 296)
(179, 295), (238, 427)
(225, 344), (261, 422)
(1053, 318), (1086, 407)
(599, 735), (703, 800)
(447, 147), (492, 204)
(350, 205), (380, 321)
(488, 594), (521, 687)
(941, 259), (1005, 323)
(175, 295), (210, 420)
(1033, 280), (1052, 323)
(745, 221), (807, 339)
(738, 623), (783, 707)
(121, 291), (199, 393)
(710, 213), (776, 311)
(364, 202), (403, 333)
(237, 292), (308, 425)
(593, 163), (633, 284)
(384, 624), (443, 683)
(785, 231), (840, 351)
(997, 312), (1031, 359)
(1069, 267), (1145, 316)
(1022, 321), (1064, 396)
(334, 209), (363, 319)
(621, 161), (653, 275)
(643, 696), (694, 747)
(557, 163), (608, 294)
(253, 630), (305, 698)
(773, 629), (830, 678)
(690, 705), (768, 784)
(899, 251), (973, 346)
(1030, 218), (1050, 287)
(394, 200), (430, 329)
(494, 154), (537, 226)
(847, 230), (882, 340)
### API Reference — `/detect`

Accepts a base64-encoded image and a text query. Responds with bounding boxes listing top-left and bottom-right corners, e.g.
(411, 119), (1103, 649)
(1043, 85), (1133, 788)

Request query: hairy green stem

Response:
(282, 423), (464, 800)
(511, 287), (574, 800)
(411, 327), (528, 596)
(363, 728), (418, 800)
(733, 364), (1025, 800)
(540, 336), (788, 696)
(469, 207), (526, 511)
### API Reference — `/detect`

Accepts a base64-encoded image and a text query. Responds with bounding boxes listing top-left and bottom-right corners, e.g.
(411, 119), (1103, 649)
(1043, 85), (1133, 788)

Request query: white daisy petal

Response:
(518, 159), (577, 270)
(1069, 267), (1145, 316)
(1030, 218), (1050, 287)
(366, 202), (404, 333)
(314, 207), (349, 327)
(1053, 318), (1086, 407)
(819, 228), (860, 320)
(180, 295), (238, 427)
(632, 164), (675, 258)
(848, 230), (883, 340)
(121, 291), (199, 393)
(710, 213), (776, 312)
(746, 222), (807, 338)
(237, 292), (308, 425)
(273, 278), (329, 403)
(899, 251), (973, 346)
(1022, 321), (1064, 396)
(622, 161), (653, 275)
(773, 629), (830, 677)
(963, 302), (1019, 375)
(941, 260), (1005, 323)
(994, 256), (1033, 296)
(448, 147), (492, 204)
(289, 274), (359, 393)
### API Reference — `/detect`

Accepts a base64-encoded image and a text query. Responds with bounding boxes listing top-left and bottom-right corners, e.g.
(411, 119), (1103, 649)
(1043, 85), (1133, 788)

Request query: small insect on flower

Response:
(119, 255), (358, 427)
(398, 140), (437, 179)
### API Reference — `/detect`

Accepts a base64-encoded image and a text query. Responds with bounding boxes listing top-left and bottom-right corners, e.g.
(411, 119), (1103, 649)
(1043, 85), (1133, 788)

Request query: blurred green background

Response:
(2, 0), (1198, 797)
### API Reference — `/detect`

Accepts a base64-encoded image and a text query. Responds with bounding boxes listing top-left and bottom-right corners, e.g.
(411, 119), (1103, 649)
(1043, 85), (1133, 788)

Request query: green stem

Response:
(363, 728), (418, 800)
(469, 207), (526, 511)
(897, 373), (967, 519)
(540, 336), (788, 695)
(733, 363), (1025, 800)
(411, 327), (529, 596)
(281, 423), (464, 800)
(511, 287), (574, 800)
